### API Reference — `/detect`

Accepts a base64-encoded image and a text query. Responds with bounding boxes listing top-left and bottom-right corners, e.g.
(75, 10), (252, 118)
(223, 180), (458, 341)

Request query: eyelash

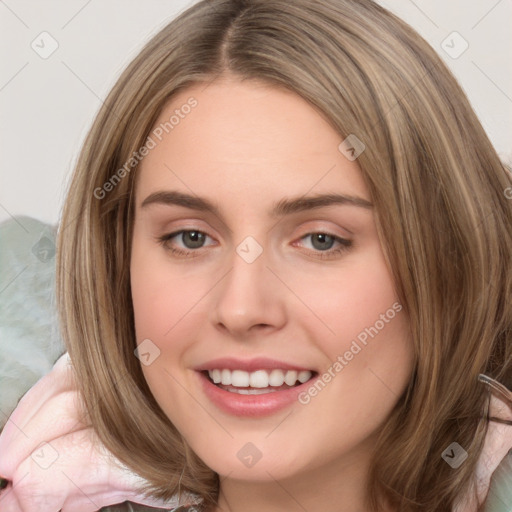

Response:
(156, 229), (353, 260)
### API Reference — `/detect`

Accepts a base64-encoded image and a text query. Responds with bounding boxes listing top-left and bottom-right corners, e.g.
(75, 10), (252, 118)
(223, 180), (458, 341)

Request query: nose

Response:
(211, 238), (287, 339)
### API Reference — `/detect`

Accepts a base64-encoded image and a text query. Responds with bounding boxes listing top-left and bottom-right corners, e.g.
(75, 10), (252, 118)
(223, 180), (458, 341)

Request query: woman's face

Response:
(130, 76), (414, 485)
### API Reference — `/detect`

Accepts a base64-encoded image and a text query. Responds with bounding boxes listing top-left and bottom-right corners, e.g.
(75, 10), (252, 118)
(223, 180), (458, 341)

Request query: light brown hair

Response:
(56, 0), (512, 510)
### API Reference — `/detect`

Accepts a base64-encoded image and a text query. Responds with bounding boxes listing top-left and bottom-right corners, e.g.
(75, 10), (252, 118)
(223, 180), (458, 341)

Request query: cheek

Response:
(130, 236), (199, 345)
(305, 250), (413, 416)
(293, 243), (414, 411)
(130, 244), (196, 414)
(131, 272), (185, 341)
(293, 245), (403, 355)
(130, 235), (211, 404)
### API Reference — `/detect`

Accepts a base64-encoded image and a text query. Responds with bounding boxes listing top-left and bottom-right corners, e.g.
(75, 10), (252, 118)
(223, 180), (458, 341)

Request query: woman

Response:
(1, 0), (511, 510)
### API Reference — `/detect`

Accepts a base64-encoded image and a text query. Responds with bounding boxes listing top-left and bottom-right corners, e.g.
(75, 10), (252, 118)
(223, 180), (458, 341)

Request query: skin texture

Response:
(130, 75), (415, 512)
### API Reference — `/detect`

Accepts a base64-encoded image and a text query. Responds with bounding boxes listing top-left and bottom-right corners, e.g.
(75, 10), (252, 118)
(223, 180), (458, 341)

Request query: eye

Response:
(156, 229), (215, 258)
(156, 229), (353, 260)
(295, 232), (352, 260)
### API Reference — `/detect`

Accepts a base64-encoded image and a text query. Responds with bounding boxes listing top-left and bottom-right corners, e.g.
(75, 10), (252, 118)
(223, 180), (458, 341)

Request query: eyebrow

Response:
(140, 190), (373, 217)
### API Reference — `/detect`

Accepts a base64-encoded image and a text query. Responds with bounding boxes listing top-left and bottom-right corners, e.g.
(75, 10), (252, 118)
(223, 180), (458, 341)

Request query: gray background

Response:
(1, 0), (511, 225)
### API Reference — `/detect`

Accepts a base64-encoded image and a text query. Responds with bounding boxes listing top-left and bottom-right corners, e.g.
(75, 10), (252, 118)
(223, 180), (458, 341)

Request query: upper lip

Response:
(194, 357), (315, 373)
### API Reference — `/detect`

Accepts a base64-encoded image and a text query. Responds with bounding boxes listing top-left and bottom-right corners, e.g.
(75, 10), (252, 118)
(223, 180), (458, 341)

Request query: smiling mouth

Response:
(202, 368), (317, 394)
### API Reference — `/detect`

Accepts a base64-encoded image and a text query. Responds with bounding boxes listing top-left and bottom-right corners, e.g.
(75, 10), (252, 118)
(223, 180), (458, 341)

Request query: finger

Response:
(0, 390), (89, 477)
(0, 352), (87, 478)
(0, 352), (77, 452)
(11, 428), (104, 512)
(7, 466), (66, 512)
(10, 353), (78, 430)
(5, 426), (177, 512)
(0, 480), (25, 512)
(13, 428), (162, 512)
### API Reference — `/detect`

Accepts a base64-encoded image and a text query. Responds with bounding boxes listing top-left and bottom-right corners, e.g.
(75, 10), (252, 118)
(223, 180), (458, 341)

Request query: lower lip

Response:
(197, 371), (314, 417)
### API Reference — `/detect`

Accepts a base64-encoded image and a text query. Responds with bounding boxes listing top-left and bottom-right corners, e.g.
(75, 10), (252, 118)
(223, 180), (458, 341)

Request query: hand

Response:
(0, 353), (178, 511)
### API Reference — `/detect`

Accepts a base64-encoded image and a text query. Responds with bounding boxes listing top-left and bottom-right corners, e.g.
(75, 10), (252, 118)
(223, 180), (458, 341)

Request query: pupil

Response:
(184, 231), (204, 248)
(312, 233), (334, 250)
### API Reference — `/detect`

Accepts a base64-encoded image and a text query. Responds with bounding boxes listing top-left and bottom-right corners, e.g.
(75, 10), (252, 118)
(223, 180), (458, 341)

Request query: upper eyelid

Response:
(161, 218), (353, 240)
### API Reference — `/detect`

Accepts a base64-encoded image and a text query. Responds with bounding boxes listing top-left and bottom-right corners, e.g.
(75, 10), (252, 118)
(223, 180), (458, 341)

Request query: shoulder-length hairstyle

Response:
(56, 0), (512, 510)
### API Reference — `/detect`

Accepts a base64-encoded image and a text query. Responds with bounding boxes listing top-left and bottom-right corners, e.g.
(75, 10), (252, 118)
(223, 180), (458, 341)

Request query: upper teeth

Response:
(208, 369), (312, 388)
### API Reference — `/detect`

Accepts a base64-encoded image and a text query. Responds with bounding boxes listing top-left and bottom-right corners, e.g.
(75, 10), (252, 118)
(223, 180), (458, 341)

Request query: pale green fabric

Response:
(0, 216), (65, 430)
(485, 450), (512, 511)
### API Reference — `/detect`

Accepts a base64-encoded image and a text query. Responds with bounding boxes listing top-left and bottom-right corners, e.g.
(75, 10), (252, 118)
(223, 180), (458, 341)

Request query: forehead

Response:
(135, 78), (369, 207)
